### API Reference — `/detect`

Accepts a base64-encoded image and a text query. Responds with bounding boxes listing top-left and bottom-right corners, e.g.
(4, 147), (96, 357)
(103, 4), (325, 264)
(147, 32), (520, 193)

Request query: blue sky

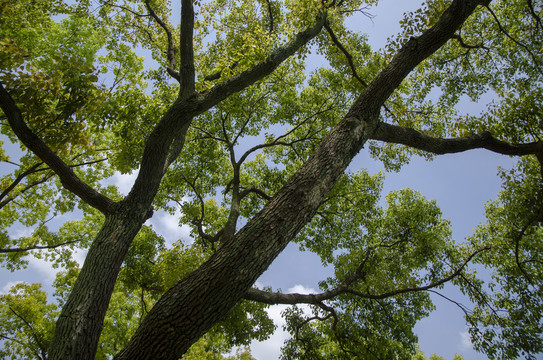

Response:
(0, 0), (530, 359)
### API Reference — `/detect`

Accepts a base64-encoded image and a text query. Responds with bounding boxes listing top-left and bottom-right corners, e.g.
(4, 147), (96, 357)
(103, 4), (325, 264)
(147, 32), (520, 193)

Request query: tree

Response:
(0, 0), (542, 358)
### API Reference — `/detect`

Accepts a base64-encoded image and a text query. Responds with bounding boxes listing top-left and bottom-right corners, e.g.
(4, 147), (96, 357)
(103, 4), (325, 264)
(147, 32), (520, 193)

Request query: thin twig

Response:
(324, 21), (368, 87)
(0, 239), (83, 254)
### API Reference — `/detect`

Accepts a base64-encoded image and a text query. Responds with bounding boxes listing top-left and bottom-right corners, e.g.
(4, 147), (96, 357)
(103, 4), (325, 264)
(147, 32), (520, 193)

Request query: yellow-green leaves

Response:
(0, 283), (58, 360)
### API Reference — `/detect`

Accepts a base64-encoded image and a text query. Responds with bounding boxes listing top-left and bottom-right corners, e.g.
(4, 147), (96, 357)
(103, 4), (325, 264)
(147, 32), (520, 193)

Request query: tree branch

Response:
(239, 185), (272, 201)
(244, 246), (490, 305)
(484, 4), (543, 77)
(324, 20), (368, 87)
(236, 105), (334, 166)
(0, 239), (82, 254)
(527, 0), (543, 32)
(0, 83), (116, 214)
(203, 61), (239, 82)
(180, 0), (195, 97)
(144, 0), (180, 82)
(264, 0), (274, 33)
(372, 123), (543, 156)
(100, 0), (150, 18)
(117, 2), (491, 358)
(0, 158), (108, 209)
(0, 163), (42, 204)
(197, 14), (327, 110)
(512, 211), (542, 285)
(451, 33), (488, 49)
(8, 306), (47, 359)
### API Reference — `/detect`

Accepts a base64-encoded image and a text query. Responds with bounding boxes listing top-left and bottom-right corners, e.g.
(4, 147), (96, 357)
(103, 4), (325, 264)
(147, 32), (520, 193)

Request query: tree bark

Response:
(371, 123), (543, 156)
(115, 1), (489, 359)
(47, 211), (146, 359)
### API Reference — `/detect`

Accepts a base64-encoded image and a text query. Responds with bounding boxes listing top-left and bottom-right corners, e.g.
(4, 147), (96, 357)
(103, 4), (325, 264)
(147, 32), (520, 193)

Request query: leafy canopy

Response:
(1, 0), (543, 359)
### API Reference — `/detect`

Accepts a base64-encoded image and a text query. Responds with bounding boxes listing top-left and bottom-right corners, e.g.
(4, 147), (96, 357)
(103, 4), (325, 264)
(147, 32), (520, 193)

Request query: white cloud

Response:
(0, 281), (23, 294)
(73, 248), (88, 267)
(287, 284), (316, 295)
(250, 304), (290, 360)
(146, 208), (192, 246)
(28, 256), (61, 284)
(460, 328), (473, 349)
(109, 171), (138, 195)
(11, 227), (33, 239)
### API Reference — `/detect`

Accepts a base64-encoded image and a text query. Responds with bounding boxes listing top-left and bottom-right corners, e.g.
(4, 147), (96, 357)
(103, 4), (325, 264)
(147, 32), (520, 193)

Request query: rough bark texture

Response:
(115, 1), (488, 359)
(47, 212), (146, 359)
(46, 101), (196, 360)
(372, 123), (543, 156)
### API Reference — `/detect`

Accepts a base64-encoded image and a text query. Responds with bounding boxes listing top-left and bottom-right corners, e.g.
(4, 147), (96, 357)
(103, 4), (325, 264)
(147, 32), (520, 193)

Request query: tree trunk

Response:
(115, 1), (487, 359)
(47, 211), (148, 360)
(46, 102), (194, 360)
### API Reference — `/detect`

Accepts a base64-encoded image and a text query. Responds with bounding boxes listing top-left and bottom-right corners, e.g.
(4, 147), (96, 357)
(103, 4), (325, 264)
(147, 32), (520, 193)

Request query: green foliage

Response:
(462, 156), (543, 359)
(1, 0), (542, 358)
(0, 283), (58, 360)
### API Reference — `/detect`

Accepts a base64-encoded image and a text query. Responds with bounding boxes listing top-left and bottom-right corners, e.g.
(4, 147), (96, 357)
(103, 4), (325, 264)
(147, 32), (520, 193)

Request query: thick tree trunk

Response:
(115, 1), (487, 359)
(3, 9), (323, 360)
(45, 101), (195, 360)
(47, 211), (148, 360)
